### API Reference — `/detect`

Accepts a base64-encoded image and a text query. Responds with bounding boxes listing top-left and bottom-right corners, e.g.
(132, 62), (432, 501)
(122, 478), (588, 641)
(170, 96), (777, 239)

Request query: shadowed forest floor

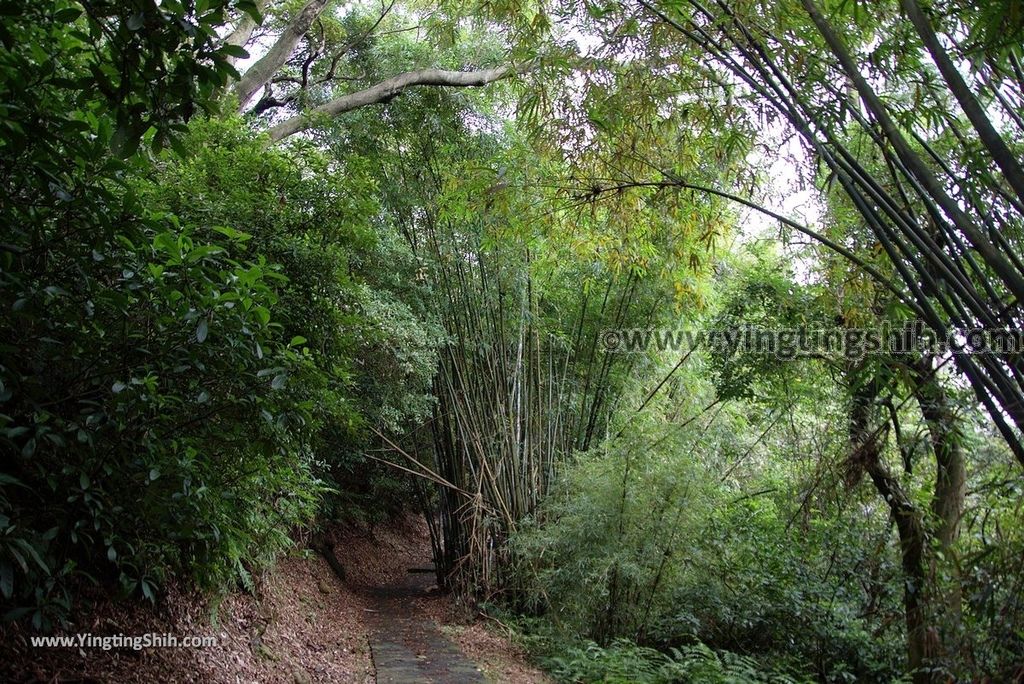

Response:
(0, 517), (548, 683)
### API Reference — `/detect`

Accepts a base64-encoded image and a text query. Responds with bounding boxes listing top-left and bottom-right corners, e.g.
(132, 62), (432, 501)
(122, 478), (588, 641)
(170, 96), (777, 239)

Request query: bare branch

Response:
(251, 87), (298, 116)
(299, 19), (326, 90)
(266, 65), (514, 142)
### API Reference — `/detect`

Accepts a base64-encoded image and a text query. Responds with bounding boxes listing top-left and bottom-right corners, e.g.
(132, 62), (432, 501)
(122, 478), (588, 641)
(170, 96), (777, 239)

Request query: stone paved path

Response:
(364, 570), (486, 684)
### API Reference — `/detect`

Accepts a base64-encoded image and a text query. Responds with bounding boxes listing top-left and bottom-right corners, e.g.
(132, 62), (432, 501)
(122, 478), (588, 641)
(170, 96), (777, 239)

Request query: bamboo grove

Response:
(632, 0), (1024, 464)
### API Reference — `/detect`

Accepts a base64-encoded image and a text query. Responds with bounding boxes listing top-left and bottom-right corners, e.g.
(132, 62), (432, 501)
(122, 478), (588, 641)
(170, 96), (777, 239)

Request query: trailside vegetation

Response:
(1, 1), (1022, 681)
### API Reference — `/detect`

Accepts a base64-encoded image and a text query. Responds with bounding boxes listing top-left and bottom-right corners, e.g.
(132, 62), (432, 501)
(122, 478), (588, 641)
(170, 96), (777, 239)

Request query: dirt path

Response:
(332, 517), (550, 684)
(362, 571), (485, 683)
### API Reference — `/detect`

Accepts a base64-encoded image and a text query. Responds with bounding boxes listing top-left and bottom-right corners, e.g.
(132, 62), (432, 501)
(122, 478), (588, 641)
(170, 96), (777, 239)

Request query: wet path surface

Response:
(363, 570), (486, 684)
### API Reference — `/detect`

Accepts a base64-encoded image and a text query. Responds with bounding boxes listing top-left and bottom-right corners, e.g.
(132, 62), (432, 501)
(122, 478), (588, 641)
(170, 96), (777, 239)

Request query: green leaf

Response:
(211, 225), (252, 242)
(7, 546), (27, 573)
(13, 539), (49, 575)
(237, 0), (263, 24)
(0, 473), (24, 487)
(187, 245), (226, 262)
(196, 319), (208, 343)
(219, 44), (249, 59)
(153, 232), (179, 256)
(3, 607), (33, 623)
(54, 7), (82, 22)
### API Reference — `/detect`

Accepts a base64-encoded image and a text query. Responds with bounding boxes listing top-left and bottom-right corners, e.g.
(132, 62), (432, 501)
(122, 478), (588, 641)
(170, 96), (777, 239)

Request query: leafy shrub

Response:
(537, 636), (808, 683)
(509, 411), (904, 682)
(0, 166), (326, 622)
(0, 0), (309, 629)
(0, 1), (439, 628)
(135, 117), (444, 521)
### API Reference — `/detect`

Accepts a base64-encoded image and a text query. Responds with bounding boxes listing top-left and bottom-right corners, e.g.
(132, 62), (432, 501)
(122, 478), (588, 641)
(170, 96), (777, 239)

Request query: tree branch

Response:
(233, 0), (330, 109)
(222, 0), (268, 68)
(266, 65), (513, 141)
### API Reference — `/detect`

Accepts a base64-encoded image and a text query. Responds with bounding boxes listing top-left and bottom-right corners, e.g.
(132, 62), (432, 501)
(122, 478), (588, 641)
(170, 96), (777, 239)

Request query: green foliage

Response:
(0, 2), (442, 628)
(509, 337), (906, 681)
(706, 255), (818, 401)
(136, 117), (443, 433)
(515, 627), (812, 683)
(0, 0), (253, 158)
(540, 643), (811, 684)
(140, 117), (446, 523)
(0, 1), (318, 628)
(2, 9), (1024, 684)
(0, 155), (322, 626)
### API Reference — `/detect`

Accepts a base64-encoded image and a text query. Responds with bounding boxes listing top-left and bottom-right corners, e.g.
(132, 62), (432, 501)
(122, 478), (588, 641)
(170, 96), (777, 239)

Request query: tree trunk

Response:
(849, 372), (931, 683)
(221, 0), (267, 68)
(911, 356), (966, 632)
(911, 359), (966, 551)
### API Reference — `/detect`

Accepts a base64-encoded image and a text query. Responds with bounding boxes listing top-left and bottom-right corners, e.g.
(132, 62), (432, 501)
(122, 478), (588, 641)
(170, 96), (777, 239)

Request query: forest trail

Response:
(363, 568), (485, 683)
(335, 516), (548, 683)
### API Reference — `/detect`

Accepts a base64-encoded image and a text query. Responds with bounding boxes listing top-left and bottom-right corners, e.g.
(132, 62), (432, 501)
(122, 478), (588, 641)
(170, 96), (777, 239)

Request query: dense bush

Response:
(0, 3), (440, 628)
(509, 398), (905, 681)
(139, 117), (446, 522)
